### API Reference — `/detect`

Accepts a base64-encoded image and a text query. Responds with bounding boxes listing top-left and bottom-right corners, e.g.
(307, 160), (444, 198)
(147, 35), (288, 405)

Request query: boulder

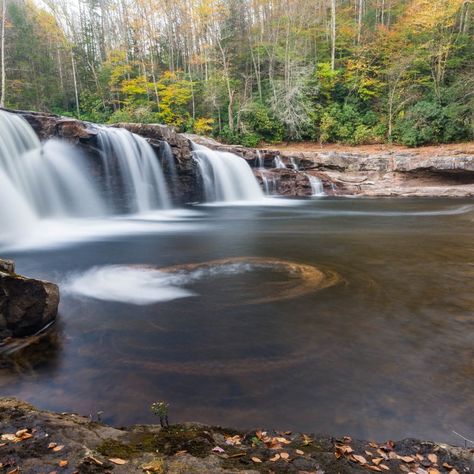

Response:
(0, 259), (59, 340)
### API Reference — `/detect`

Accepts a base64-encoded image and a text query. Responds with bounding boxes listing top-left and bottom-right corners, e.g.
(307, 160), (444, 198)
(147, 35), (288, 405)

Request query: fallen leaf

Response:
(343, 436), (352, 444)
(280, 452), (290, 460)
(366, 450), (374, 456)
(335, 444), (354, 455)
(416, 454), (424, 461)
(59, 460), (68, 467)
(296, 449), (305, 455)
(109, 458), (128, 465)
(388, 451), (398, 460)
(351, 454), (368, 465)
(399, 456), (415, 463)
(442, 463), (453, 470)
(251, 457), (262, 463)
(86, 456), (103, 466)
(53, 445), (65, 452)
(369, 442), (379, 449)
(428, 469), (440, 474)
(212, 446), (225, 454)
(448, 470), (460, 474)
(415, 468), (429, 474)
(15, 429), (28, 437)
(48, 442), (58, 449)
(428, 454), (438, 465)
(380, 464), (390, 471)
(270, 453), (281, 462)
(275, 437), (291, 444)
(225, 435), (242, 446)
(367, 465), (382, 472)
(302, 434), (313, 446)
(175, 450), (187, 456)
(1, 434), (19, 442)
(372, 458), (384, 465)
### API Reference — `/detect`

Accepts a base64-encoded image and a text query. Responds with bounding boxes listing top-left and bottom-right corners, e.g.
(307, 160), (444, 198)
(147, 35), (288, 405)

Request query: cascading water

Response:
(96, 127), (171, 213)
(255, 150), (264, 169)
(306, 174), (325, 196)
(273, 156), (286, 169)
(160, 141), (178, 185)
(290, 157), (299, 171)
(193, 143), (265, 202)
(0, 111), (106, 241)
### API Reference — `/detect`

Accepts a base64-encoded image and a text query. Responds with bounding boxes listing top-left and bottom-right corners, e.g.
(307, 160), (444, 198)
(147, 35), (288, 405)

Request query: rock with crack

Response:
(0, 259), (59, 340)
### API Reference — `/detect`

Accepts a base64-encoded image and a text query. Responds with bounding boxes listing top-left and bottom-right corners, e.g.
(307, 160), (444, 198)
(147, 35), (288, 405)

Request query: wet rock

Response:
(0, 259), (59, 339)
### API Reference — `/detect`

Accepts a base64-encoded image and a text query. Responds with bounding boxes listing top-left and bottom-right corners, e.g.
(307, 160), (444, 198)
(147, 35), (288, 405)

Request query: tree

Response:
(0, 0), (6, 107)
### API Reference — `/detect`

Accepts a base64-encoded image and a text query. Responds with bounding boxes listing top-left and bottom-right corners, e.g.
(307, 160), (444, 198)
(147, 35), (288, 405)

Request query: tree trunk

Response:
(357, 0), (363, 44)
(330, 0), (336, 70)
(0, 0), (6, 108)
(71, 49), (80, 118)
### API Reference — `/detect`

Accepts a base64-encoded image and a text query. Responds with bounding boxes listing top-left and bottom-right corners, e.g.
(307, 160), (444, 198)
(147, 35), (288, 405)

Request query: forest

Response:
(0, 0), (472, 147)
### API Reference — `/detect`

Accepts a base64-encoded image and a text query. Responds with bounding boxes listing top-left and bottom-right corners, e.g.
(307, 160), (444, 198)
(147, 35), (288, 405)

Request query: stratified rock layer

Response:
(0, 259), (59, 339)
(3, 107), (474, 198)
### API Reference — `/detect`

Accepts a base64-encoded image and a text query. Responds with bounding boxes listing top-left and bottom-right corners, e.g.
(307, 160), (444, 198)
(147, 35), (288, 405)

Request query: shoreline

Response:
(1, 398), (473, 473)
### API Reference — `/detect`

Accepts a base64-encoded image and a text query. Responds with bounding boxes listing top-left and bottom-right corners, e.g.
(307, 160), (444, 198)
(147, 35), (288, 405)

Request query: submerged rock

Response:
(0, 259), (59, 339)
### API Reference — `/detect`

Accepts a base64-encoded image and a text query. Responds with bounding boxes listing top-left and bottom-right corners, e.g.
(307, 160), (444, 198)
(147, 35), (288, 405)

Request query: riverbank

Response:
(1, 398), (473, 474)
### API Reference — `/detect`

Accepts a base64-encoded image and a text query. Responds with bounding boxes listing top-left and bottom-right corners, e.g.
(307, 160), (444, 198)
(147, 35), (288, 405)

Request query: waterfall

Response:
(160, 141), (178, 184)
(258, 170), (279, 196)
(273, 156), (286, 169)
(255, 150), (264, 169)
(96, 127), (171, 213)
(290, 157), (299, 171)
(193, 143), (265, 202)
(306, 174), (325, 196)
(0, 111), (106, 239)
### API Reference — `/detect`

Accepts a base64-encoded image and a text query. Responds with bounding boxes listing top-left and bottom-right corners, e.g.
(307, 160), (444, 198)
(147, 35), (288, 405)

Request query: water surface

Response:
(1, 198), (473, 444)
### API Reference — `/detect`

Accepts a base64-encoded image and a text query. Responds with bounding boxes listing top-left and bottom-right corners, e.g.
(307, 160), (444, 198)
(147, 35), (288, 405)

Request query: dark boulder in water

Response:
(0, 259), (59, 339)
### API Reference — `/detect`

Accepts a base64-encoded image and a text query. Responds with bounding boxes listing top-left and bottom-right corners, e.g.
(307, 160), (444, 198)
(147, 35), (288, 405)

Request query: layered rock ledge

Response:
(0, 259), (59, 341)
(3, 108), (474, 198)
(1, 398), (473, 474)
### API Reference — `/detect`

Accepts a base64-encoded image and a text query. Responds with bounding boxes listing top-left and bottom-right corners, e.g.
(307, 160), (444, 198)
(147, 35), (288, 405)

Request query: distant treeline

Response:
(0, 0), (472, 146)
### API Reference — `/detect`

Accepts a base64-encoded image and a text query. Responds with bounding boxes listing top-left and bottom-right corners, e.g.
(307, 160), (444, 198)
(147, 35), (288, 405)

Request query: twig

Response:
(452, 431), (474, 448)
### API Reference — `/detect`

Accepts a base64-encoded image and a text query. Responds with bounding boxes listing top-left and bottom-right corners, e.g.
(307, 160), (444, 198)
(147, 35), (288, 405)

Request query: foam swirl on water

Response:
(64, 257), (341, 305)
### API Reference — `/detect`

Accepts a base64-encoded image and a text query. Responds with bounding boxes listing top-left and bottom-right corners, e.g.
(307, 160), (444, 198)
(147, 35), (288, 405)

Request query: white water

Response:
(0, 111), (106, 242)
(290, 157), (299, 171)
(273, 156), (286, 169)
(255, 150), (264, 169)
(160, 141), (178, 184)
(193, 143), (265, 202)
(259, 170), (279, 195)
(307, 174), (325, 196)
(96, 127), (171, 213)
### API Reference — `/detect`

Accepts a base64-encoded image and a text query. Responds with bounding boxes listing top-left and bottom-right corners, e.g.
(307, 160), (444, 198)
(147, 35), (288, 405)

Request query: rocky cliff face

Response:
(4, 108), (474, 198)
(0, 259), (59, 340)
(189, 135), (474, 197)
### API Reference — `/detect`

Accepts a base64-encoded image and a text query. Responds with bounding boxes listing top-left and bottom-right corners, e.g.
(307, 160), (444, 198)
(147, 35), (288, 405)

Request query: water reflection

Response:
(0, 198), (473, 445)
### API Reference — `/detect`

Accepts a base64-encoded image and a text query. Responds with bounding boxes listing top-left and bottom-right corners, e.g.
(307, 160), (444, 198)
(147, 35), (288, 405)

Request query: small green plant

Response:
(151, 401), (170, 428)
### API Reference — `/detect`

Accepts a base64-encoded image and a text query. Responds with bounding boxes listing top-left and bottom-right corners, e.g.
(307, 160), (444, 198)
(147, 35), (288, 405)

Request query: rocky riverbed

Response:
(1, 398), (473, 474)
(3, 107), (474, 199)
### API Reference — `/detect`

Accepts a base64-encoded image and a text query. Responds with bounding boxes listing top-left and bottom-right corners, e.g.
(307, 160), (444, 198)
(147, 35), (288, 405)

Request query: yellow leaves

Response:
(194, 117), (214, 135)
(403, 0), (465, 31)
(52, 445), (65, 452)
(58, 460), (68, 467)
